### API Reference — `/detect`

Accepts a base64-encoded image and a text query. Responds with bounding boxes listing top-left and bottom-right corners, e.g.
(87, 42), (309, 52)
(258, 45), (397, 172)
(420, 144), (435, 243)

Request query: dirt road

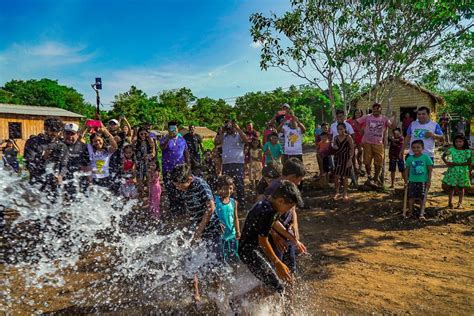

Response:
(1, 148), (473, 315)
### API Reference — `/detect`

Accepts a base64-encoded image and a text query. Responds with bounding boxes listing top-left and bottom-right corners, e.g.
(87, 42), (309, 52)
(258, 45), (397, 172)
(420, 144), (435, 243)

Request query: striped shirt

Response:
(183, 177), (220, 238)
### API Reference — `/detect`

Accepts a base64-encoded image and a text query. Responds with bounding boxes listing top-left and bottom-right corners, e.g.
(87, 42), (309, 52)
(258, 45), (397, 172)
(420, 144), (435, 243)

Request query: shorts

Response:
(363, 143), (384, 166)
(239, 247), (284, 293)
(322, 156), (334, 173)
(408, 182), (427, 200)
(221, 238), (239, 262)
(388, 159), (405, 172)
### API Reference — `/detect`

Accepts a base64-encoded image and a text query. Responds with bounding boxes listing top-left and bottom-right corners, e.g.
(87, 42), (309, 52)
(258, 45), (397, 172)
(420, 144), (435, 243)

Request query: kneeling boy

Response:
(238, 180), (306, 296)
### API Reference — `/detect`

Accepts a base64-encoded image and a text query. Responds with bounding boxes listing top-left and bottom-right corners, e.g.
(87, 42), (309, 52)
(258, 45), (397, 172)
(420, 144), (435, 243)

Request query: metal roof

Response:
(0, 103), (84, 118)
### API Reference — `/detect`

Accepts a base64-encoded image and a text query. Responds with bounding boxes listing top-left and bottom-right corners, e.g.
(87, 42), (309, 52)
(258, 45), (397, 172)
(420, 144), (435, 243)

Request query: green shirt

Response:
(406, 154), (433, 183)
(263, 141), (284, 163)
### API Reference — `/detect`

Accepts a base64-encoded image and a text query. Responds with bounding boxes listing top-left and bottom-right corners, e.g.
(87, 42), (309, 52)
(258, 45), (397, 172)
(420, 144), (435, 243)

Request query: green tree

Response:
(0, 78), (96, 117)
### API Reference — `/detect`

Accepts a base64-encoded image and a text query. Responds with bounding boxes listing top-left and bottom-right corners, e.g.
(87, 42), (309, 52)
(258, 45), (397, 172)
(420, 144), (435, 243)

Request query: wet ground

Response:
(1, 148), (473, 315)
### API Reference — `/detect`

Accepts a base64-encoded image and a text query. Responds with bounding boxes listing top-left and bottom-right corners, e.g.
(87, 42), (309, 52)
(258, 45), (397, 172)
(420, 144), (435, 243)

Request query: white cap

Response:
(108, 119), (119, 125)
(282, 103), (290, 108)
(64, 123), (79, 133)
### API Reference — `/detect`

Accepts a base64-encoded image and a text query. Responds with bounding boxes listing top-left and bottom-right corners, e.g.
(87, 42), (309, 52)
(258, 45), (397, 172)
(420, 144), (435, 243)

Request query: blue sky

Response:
(0, 0), (306, 108)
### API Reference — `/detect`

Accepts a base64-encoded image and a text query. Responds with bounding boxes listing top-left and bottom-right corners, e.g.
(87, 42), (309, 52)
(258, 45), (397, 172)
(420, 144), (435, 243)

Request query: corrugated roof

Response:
(0, 103), (84, 118)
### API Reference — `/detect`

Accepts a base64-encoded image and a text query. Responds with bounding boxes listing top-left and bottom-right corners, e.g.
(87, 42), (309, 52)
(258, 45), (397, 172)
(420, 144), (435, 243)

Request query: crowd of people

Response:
(0, 102), (472, 309)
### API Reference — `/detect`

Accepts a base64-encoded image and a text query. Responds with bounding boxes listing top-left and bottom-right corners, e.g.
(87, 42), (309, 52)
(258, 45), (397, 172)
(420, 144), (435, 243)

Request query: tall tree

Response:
(0, 78), (96, 117)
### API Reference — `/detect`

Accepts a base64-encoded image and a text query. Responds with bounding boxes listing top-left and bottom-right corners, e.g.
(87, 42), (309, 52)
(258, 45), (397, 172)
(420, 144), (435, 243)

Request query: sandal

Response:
(419, 215), (427, 221)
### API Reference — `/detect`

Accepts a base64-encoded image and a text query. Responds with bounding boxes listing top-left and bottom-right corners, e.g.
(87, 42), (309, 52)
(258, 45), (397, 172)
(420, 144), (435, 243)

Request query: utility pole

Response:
(91, 77), (102, 119)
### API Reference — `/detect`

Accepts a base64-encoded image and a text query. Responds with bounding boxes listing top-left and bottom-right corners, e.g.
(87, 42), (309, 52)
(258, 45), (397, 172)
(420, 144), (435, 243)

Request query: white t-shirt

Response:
(407, 120), (443, 158)
(222, 133), (245, 164)
(282, 125), (303, 155)
(330, 121), (354, 140)
(87, 144), (113, 179)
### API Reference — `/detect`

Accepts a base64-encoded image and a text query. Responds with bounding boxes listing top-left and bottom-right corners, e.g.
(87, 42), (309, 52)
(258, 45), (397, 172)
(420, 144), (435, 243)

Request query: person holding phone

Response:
(214, 119), (249, 206)
(277, 113), (306, 164)
(160, 121), (190, 215)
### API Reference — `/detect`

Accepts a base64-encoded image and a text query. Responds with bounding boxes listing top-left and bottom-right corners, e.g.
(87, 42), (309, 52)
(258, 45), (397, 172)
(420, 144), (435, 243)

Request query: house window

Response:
(8, 122), (22, 139)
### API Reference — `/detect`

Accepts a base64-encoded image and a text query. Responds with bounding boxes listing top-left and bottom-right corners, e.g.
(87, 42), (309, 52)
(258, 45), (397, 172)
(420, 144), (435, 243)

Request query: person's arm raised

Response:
(233, 123), (249, 143)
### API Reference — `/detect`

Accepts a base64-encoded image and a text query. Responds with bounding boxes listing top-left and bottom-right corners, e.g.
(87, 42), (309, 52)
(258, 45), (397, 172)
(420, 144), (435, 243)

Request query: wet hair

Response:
(271, 180), (303, 207)
(168, 121), (178, 127)
(336, 109), (345, 116)
(417, 106), (430, 115)
(452, 134), (469, 150)
(411, 139), (425, 148)
(217, 175), (234, 188)
(282, 157), (306, 177)
(393, 127), (401, 133)
(44, 117), (64, 132)
(170, 164), (192, 183)
(321, 123), (328, 127)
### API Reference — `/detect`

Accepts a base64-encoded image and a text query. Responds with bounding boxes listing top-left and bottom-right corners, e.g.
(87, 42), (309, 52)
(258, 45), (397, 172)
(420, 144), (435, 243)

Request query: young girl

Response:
(442, 135), (472, 209)
(316, 130), (333, 179)
(332, 123), (354, 201)
(87, 127), (118, 187)
(249, 139), (263, 189)
(147, 160), (162, 218)
(215, 175), (240, 262)
(120, 144), (138, 199)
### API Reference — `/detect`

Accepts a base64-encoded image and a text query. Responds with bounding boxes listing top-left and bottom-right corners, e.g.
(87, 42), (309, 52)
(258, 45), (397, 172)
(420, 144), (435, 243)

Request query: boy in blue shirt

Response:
(214, 175), (241, 262)
(404, 140), (433, 220)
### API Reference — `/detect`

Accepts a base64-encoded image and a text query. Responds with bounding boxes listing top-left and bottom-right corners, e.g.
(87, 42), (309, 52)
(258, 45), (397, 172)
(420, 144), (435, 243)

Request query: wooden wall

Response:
(355, 82), (438, 126)
(0, 114), (81, 155)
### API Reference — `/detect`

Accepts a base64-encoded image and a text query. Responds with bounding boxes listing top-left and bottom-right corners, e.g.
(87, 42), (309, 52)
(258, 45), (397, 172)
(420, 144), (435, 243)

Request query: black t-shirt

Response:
(239, 199), (279, 251)
(183, 133), (202, 159)
(24, 134), (69, 178)
(109, 130), (126, 172)
(65, 140), (89, 177)
(264, 179), (294, 230)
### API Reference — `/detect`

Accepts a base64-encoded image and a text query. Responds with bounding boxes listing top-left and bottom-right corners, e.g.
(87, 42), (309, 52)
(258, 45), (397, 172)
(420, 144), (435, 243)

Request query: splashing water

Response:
(0, 169), (313, 314)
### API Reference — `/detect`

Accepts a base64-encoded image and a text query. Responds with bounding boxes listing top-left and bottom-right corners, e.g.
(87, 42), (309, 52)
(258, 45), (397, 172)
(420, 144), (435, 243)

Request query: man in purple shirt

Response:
(160, 121), (190, 215)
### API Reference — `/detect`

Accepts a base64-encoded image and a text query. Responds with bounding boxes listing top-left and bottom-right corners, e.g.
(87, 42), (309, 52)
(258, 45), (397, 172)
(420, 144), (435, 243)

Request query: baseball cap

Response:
(64, 123), (79, 133)
(108, 119), (119, 125)
(282, 103), (290, 109)
(262, 161), (282, 179)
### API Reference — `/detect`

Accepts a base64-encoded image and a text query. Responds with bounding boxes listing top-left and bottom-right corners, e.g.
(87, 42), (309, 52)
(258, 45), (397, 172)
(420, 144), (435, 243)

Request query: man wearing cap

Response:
(107, 119), (127, 193)
(269, 103), (292, 150)
(63, 123), (90, 200)
(24, 117), (69, 200)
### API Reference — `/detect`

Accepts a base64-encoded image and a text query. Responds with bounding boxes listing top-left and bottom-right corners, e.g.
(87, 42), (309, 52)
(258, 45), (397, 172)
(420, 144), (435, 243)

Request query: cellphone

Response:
(86, 119), (103, 128)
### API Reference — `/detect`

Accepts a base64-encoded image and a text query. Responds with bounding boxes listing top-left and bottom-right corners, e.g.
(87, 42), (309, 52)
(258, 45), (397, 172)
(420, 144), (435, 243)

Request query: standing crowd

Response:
(0, 102), (472, 309)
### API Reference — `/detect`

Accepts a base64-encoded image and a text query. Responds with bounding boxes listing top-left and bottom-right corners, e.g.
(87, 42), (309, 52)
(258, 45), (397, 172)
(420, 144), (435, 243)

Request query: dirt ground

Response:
(1, 148), (473, 315)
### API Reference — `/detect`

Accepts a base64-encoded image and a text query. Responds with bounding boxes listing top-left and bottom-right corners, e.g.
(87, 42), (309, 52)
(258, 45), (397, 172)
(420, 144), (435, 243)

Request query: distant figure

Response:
(148, 160), (162, 218)
(183, 125), (204, 175)
(442, 135), (471, 209)
(439, 112), (451, 143)
(388, 128), (406, 188)
(456, 117), (467, 136)
(402, 112), (414, 137)
(1, 139), (20, 173)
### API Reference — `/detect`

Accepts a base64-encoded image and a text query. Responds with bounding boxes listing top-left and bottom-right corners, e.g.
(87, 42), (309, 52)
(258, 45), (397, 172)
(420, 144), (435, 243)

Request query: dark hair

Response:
(372, 102), (381, 108)
(417, 106), (430, 115)
(336, 110), (345, 116)
(282, 157), (306, 177)
(170, 164), (192, 183)
(262, 160), (283, 179)
(90, 133), (102, 142)
(137, 127), (148, 135)
(44, 117), (64, 132)
(269, 132), (279, 138)
(168, 121), (178, 127)
(337, 122), (347, 130)
(453, 134), (469, 150)
(411, 139), (425, 148)
(352, 109), (362, 119)
(321, 123), (328, 127)
(123, 144), (134, 152)
(217, 175), (234, 188)
(393, 127), (401, 133)
(271, 180), (303, 207)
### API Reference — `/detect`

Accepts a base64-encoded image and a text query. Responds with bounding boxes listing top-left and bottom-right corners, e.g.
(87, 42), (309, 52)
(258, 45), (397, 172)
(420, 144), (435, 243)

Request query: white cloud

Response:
(250, 41), (262, 49)
(0, 41), (95, 73)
